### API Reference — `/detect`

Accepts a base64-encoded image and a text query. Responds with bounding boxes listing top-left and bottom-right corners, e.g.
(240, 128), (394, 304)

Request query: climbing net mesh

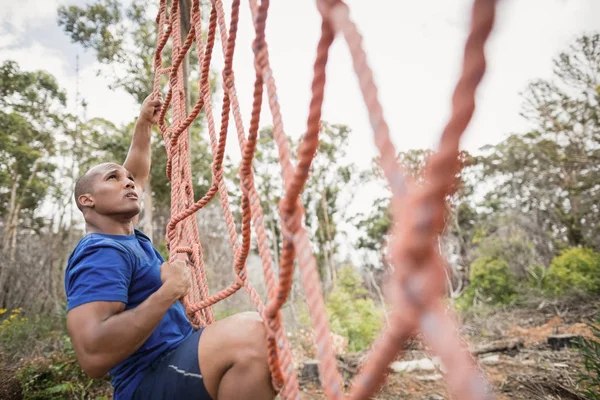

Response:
(152, 0), (497, 398)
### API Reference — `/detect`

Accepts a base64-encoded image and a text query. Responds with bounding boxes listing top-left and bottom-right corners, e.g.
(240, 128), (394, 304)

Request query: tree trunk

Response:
(317, 222), (332, 290)
(320, 188), (337, 286)
(3, 160), (40, 260)
(180, 0), (192, 114)
(367, 269), (389, 327)
(269, 217), (280, 270)
(8, 204), (21, 262)
(141, 180), (154, 241)
(2, 171), (20, 251)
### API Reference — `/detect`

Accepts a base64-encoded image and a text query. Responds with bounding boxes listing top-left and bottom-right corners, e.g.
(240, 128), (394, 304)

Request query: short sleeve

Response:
(65, 242), (133, 311)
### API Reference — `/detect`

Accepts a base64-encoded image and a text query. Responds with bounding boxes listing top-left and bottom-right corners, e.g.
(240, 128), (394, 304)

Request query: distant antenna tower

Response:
(75, 54), (80, 127)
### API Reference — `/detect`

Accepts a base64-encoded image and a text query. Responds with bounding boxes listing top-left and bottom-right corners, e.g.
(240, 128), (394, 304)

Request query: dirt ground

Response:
(295, 299), (599, 399)
(0, 299), (596, 399)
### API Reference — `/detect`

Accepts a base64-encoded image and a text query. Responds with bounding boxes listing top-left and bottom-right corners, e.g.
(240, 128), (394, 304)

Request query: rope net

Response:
(152, 0), (498, 399)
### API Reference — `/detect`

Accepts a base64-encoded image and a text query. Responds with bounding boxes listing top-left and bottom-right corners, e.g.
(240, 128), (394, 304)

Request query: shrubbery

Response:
(457, 247), (600, 310)
(17, 336), (111, 400)
(325, 267), (383, 352)
(576, 318), (600, 400)
(0, 309), (63, 363)
(0, 308), (111, 399)
(457, 257), (518, 309)
(544, 247), (600, 296)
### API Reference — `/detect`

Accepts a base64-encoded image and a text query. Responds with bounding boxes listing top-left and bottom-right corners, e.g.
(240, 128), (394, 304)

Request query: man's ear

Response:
(78, 194), (94, 208)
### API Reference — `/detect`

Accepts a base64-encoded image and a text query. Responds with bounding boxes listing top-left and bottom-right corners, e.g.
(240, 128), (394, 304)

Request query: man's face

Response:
(82, 163), (141, 218)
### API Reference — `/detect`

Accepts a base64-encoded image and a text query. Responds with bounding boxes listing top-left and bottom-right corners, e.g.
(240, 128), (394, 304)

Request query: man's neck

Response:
(85, 215), (135, 236)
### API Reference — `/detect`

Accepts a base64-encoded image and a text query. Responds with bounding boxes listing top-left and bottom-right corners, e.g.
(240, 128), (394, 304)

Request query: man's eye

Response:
(108, 175), (117, 180)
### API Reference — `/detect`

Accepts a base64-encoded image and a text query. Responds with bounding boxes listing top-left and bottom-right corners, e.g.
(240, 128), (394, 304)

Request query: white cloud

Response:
(0, 0), (64, 33)
(0, 40), (68, 82)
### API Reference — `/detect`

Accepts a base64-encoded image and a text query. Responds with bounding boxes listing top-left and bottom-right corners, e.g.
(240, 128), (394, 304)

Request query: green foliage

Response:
(477, 33), (600, 251)
(474, 225), (543, 279)
(0, 309), (65, 364)
(17, 336), (111, 400)
(355, 197), (391, 253)
(0, 60), (65, 220)
(0, 309), (110, 399)
(57, 0), (216, 228)
(544, 248), (600, 296)
(58, 0), (152, 103)
(300, 123), (357, 283)
(251, 123), (358, 286)
(525, 264), (548, 291)
(57, 0), (123, 63)
(457, 257), (517, 309)
(576, 318), (600, 400)
(326, 267), (383, 352)
(155, 240), (169, 261)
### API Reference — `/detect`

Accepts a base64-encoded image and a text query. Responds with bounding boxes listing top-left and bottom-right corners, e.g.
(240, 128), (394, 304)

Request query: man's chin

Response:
(119, 206), (141, 220)
(127, 207), (142, 219)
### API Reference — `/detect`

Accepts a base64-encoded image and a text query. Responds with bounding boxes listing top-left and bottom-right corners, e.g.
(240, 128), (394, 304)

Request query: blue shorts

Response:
(133, 328), (212, 400)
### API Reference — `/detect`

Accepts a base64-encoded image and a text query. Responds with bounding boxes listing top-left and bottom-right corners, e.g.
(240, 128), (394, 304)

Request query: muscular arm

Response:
(123, 118), (153, 191)
(123, 96), (161, 227)
(66, 285), (179, 378)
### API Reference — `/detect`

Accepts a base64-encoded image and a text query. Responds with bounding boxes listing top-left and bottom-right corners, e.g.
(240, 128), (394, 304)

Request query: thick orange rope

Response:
(152, 0), (497, 399)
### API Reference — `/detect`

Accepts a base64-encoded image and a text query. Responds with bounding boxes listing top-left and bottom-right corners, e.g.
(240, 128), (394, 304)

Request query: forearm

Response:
(85, 286), (178, 375)
(123, 120), (152, 183)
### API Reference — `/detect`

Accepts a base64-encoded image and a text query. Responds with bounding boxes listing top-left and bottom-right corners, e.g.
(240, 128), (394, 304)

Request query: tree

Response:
(58, 0), (154, 104)
(477, 33), (600, 252)
(356, 150), (473, 256)
(0, 61), (65, 258)
(300, 123), (358, 289)
(57, 0), (214, 243)
(0, 60), (71, 310)
(250, 123), (358, 290)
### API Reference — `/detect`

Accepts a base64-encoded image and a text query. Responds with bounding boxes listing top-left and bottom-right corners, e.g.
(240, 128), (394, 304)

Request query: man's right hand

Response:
(160, 260), (191, 300)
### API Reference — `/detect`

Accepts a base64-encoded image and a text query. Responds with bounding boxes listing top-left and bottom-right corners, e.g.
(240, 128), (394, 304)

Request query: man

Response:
(65, 96), (275, 400)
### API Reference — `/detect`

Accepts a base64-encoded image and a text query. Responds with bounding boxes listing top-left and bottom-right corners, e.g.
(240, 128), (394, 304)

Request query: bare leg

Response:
(198, 312), (276, 400)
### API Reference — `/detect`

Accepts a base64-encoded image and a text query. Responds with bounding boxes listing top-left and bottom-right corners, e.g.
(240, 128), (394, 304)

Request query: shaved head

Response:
(74, 163), (121, 211)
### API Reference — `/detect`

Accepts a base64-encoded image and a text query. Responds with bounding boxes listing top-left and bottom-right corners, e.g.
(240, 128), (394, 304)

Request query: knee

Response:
(229, 312), (269, 366)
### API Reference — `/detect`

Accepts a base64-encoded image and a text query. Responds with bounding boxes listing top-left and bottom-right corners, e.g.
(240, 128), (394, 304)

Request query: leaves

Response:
(0, 61), (65, 219)
(58, 0), (154, 103)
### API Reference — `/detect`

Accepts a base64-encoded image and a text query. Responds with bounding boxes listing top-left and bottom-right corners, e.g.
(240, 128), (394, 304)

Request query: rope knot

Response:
(278, 198), (304, 236)
(235, 268), (247, 286)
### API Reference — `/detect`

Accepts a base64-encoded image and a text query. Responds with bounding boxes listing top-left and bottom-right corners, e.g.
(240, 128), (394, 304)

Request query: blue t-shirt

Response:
(64, 229), (193, 400)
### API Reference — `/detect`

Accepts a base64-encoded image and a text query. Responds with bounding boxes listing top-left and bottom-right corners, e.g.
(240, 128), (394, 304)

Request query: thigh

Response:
(198, 312), (266, 399)
(133, 329), (212, 400)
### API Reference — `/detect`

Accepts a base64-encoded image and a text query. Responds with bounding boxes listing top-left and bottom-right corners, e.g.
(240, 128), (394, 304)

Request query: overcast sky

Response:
(1, 0), (598, 259)
(2, 0), (599, 171)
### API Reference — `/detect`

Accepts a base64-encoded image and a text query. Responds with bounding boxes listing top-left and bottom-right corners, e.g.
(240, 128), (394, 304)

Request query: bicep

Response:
(67, 301), (126, 353)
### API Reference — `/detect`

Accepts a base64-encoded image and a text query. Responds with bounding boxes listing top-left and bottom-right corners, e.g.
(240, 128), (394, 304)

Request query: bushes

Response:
(544, 248), (600, 296)
(0, 309), (63, 363)
(457, 247), (600, 310)
(0, 308), (111, 399)
(17, 336), (111, 400)
(457, 257), (517, 308)
(576, 318), (600, 400)
(325, 267), (383, 352)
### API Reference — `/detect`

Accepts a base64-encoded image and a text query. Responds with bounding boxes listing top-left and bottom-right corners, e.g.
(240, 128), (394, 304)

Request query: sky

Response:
(1, 0), (599, 242)
(2, 0), (599, 170)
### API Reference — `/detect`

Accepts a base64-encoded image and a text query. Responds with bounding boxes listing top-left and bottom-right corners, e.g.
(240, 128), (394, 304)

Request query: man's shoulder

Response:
(67, 234), (134, 271)
(73, 233), (132, 254)
(133, 228), (152, 243)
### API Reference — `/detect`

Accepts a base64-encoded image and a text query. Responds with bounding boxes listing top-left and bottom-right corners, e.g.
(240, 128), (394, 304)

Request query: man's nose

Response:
(125, 180), (135, 189)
